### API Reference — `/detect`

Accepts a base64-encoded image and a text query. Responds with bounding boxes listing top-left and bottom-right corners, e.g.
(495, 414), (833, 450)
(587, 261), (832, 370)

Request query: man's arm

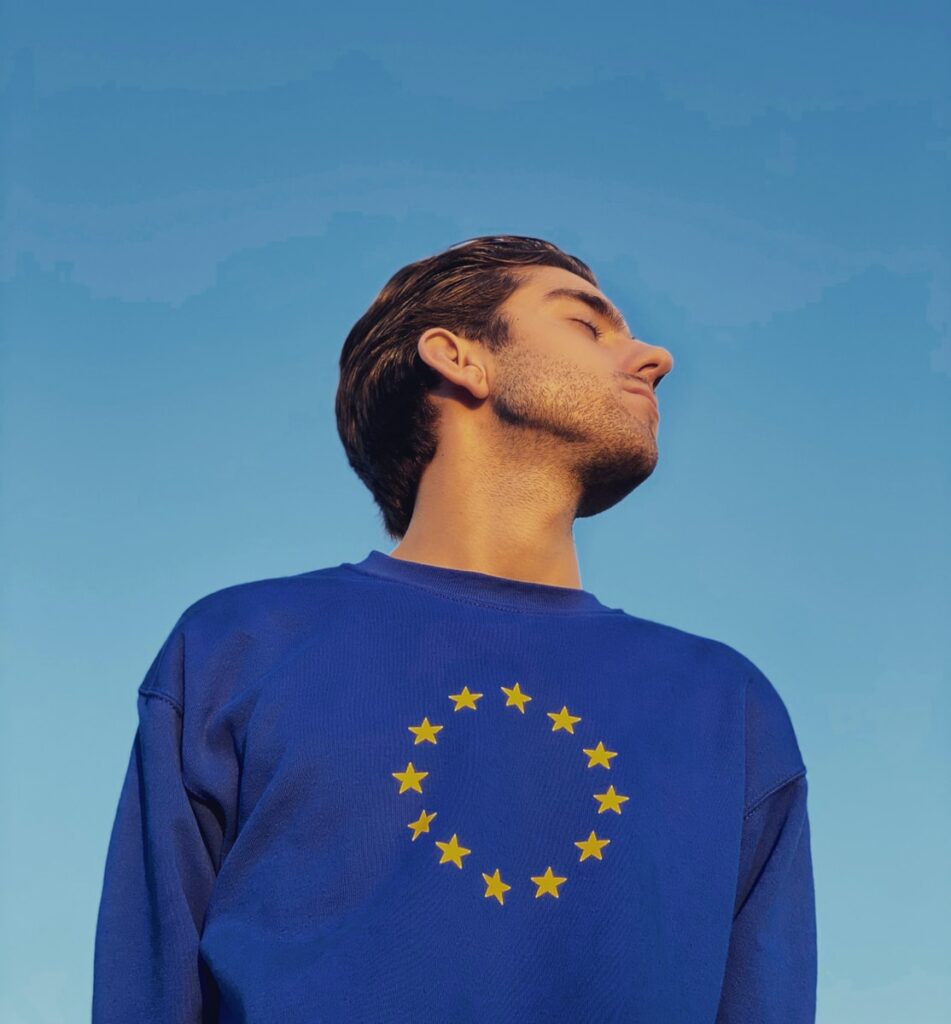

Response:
(92, 637), (223, 1022)
(716, 770), (817, 1023)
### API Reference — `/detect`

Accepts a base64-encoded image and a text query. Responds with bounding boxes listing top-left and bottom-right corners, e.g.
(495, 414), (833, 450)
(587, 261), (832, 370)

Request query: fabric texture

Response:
(93, 549), (816, 1022)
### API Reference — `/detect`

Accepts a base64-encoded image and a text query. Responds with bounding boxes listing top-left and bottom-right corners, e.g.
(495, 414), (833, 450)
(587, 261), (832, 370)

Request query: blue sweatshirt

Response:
(93, 549), (816, 1022)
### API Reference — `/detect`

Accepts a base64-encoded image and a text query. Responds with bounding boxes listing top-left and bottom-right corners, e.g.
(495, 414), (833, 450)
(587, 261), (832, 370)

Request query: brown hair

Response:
(335, 234), (597, 540)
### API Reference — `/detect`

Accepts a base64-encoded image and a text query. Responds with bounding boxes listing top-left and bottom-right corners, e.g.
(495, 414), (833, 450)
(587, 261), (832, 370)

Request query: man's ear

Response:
(417, 327), (489, 401)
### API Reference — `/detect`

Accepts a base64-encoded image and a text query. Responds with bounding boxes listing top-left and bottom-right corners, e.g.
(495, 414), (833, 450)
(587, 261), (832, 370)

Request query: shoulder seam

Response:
(138, 687), (184, 716)
(743, 767), (806, 820)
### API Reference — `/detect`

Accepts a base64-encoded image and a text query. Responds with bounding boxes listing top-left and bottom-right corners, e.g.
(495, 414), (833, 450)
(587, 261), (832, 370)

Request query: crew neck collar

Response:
(344, 549), (613, 615)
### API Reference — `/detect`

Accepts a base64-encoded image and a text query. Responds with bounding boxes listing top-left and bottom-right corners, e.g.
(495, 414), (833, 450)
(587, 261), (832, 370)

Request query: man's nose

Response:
(622, 338), (674, 388)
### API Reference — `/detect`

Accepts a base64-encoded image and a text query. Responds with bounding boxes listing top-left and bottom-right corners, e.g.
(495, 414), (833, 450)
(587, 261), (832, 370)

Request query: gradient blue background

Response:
(1, 2), (949, 1020)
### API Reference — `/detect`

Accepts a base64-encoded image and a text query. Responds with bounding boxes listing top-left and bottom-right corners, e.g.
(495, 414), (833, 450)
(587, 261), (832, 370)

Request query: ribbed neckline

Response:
(344, 549), (614, 615)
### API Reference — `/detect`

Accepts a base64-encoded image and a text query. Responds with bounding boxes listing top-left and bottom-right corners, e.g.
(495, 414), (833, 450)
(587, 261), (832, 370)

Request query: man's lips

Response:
(620, 384), (658, 412)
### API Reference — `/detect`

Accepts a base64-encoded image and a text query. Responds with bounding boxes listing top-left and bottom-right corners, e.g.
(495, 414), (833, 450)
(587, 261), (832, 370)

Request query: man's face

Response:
(488, 265), (674, 518)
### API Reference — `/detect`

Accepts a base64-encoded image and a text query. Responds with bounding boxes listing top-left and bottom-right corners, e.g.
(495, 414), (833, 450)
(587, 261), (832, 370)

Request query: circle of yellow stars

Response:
(390, 681), (629, 905)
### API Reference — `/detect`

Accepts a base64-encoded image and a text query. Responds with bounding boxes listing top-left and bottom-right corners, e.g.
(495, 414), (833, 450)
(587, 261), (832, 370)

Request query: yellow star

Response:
(575, 830), (611, 861)
(449, 686), (483, 711)
(482, 868), (512, 905)
(408, 717), (444, 744)
(435, 833), (472, 869)
(391, 761), (428, 794)
(500, 681), (533, 713)
(530, 866), (568, 898)
(593, 784), (630, 814)
(547, 705), (582, 734)
(407, 809), (437, 841)
(582, 741), (618, 769)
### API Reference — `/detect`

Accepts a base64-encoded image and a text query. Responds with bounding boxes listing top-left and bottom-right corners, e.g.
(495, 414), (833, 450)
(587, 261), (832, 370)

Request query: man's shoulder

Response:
(608, 607), (766, 680)
(138, 561), (362, 709)
(612, 611), (807, 792)
(174, 561), (357, 637)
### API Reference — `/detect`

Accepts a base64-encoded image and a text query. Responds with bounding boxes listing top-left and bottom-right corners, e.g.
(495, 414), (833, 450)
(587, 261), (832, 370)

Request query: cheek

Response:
(569, 343), (616, 382)
(496, 331), (611, 397)
(542, 326), (609, 370)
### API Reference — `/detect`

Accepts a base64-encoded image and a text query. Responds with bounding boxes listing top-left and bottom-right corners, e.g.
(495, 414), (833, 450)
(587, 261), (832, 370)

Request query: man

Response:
(93, 235), (816, 1021)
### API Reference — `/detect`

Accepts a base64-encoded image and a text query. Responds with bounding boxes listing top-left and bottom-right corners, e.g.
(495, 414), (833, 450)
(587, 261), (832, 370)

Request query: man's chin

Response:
(574, 448), (658, 518)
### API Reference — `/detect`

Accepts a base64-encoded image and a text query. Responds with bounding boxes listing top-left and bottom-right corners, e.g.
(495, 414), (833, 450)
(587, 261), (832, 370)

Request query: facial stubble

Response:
(488, 342), (659, 519)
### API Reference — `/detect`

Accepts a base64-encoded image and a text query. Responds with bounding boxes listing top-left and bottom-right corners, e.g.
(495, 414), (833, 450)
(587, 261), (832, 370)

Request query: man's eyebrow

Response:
(541, 287), (631, 336)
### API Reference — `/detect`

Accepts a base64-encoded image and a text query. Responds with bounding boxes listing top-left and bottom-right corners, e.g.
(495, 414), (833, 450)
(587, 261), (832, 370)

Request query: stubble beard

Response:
(488, 344), (659, 519)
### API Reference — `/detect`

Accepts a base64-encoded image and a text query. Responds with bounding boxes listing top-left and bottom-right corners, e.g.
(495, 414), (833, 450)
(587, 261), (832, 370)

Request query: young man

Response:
(93, 235), (816, 1022)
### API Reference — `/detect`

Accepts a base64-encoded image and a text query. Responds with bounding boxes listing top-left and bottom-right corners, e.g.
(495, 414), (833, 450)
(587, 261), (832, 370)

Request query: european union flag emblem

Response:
(390, 681), (630, 906)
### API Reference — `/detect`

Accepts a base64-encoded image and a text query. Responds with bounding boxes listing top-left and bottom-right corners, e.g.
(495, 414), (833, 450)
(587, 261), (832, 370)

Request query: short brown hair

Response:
(335, 234), (597, 540)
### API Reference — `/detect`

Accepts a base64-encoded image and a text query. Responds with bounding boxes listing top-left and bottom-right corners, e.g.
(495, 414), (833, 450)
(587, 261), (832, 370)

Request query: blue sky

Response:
(1, 1), (949, 1020)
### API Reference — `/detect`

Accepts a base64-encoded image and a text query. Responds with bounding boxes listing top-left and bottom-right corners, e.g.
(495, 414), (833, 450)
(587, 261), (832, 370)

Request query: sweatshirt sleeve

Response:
(92, 622), (224, 1023)
(715, 770), (817, 1023)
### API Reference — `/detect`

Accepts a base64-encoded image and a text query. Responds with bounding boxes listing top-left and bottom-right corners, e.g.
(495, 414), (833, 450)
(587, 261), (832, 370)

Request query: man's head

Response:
(336, 235), (673, 540)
